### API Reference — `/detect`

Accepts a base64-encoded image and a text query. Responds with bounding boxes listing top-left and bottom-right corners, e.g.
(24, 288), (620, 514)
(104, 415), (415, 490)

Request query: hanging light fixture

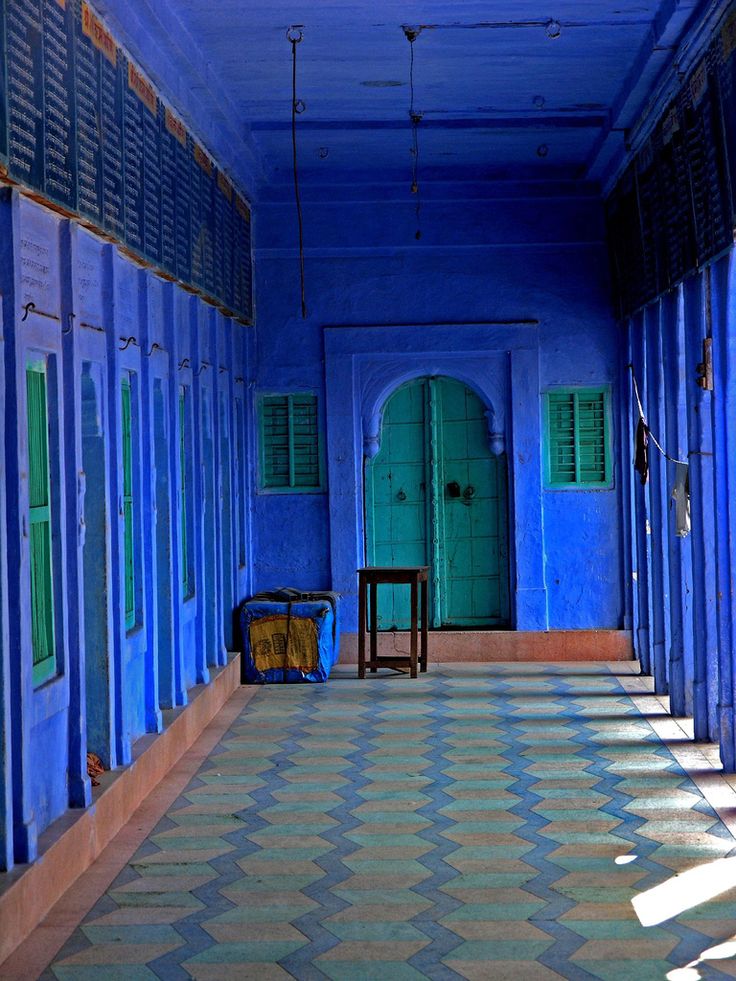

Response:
(403, 25), (423, 240)
(287, 25), (307, 318)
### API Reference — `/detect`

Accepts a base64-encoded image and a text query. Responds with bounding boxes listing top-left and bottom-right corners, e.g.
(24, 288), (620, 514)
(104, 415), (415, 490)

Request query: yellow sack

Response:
(249, 615), (319, 674)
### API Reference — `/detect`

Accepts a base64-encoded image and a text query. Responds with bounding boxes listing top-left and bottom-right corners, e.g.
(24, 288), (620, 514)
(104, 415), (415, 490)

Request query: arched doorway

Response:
(365, 376), (510, 629)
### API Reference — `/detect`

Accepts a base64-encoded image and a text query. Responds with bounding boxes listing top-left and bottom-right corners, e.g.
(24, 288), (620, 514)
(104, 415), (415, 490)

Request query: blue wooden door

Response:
(365, 377), (509, 628)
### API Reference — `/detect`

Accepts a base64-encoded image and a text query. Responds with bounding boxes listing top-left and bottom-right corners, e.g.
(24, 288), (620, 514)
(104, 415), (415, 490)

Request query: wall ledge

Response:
(339, 630), (632, 663)
(0, 654), (241, 967)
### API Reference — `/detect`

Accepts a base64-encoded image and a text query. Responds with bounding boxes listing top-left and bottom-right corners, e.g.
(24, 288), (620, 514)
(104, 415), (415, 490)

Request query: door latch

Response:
(446, 481), (461, 498)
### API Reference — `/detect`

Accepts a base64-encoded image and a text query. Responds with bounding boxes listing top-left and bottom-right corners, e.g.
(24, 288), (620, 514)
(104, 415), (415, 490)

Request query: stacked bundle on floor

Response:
(240, 588), (340, 683)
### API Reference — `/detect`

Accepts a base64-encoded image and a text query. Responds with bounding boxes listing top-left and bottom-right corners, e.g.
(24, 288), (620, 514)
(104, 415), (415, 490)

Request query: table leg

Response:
(358, 575), (366, 679)
(410, 578), (418, 678)
(420, 577), (428, 672)
(370, 582), (378, 672)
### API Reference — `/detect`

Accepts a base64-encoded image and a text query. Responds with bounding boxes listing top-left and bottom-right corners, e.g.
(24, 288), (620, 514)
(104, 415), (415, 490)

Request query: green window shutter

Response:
(121, 374), (136, 629)
(547, 388), (610, 488)
(261, 394), (320, 490)
(290, 394), (319, 487)
(179, 386), (192, 597)
(547, 392), (577, 484)
(26, 361), (56, 685)
(577, 391), (607, 483)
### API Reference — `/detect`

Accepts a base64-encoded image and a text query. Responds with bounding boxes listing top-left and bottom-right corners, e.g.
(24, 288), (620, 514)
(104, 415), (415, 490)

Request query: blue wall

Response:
(625, 253), (736, 771)
(252, 180), (625, 632)
(0, 192), (252, 869)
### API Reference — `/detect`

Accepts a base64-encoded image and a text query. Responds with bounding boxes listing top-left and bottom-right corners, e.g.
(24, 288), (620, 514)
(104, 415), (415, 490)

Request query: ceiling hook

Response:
(178, 358), (190, 370)
(145, 342), (162, 357)
(21, 301), (36, 322)
(287, 25), (304, 44)
(219, 365), (229, 374)
(118, 335), (138, 351)
(193, 361), (210, 377)
(62, 312), (75, 336)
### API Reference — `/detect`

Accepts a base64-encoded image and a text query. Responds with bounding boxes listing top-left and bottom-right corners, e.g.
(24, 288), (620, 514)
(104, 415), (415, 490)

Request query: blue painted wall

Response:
(0, 192), (252, 870)
(625, 253), (736, 771)
(252, 181), (625, 632)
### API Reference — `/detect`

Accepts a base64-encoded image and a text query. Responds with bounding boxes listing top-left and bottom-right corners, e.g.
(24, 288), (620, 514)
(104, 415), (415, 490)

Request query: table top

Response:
(357, 566), (430, 582)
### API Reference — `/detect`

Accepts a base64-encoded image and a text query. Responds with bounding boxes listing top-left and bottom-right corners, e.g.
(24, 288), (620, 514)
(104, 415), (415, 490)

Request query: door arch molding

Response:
(361, 362), (506, 460)
(324, 322), (548, 632)
(362, 367), (506, 459)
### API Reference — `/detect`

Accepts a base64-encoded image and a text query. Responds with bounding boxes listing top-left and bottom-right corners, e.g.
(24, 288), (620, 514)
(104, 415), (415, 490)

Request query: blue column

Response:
(711, 255), (736, 769)
(191, 299), (210, 685)
(660, 288), (694, 717)
(59, 221), (92, 808)
(645, 302), (671, 694)
(510, 346), (548, 630)
(629, 314), (654, 676)
(164, 285), (188, 706)
(0, 228), (12, 870)
(683, 273), (719, 742)
(138, 274), (163, 734)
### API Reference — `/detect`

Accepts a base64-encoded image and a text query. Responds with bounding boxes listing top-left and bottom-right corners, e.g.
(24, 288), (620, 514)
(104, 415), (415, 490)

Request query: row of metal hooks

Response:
(117, 335), (168, 357)
(21, 301), (242, 381)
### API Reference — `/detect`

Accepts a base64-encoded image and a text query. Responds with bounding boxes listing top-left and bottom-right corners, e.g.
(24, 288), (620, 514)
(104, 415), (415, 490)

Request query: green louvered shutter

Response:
(122, 375), (135, 629)
(577, 391), (608, 483)
(547, 388), (610, 487)
(261, 394), (320, 490)
(547, 392), (577, 484)
(27, 361), (56, 685)
(179, 386), (192, 597)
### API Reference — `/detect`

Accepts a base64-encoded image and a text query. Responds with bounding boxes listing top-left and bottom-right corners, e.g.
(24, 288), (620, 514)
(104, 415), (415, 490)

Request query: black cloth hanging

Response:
(634, 418), (649, 485)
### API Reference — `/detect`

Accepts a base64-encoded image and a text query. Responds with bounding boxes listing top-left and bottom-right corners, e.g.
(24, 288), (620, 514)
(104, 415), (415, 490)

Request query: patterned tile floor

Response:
(41, 664), (736, 980)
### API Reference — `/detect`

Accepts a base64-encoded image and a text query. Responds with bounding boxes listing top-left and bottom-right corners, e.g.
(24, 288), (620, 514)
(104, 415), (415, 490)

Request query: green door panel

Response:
(366, 380), (428, 628)
(366, 376), (510, 630)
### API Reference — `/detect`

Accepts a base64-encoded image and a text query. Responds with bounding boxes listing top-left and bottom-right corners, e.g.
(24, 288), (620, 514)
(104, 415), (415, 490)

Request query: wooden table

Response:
(357, 566), (429, 679)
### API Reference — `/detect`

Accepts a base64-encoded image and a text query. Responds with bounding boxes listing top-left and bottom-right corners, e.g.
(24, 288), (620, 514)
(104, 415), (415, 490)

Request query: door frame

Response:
(324, 322), (548, 632)
(365, 375), (511, 629)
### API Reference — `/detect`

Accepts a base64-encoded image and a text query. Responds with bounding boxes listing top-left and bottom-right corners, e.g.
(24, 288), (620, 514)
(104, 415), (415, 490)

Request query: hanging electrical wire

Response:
(628, 363), (687, 473)
(403, 26), (423, 240)
(288, 26), (307, 318)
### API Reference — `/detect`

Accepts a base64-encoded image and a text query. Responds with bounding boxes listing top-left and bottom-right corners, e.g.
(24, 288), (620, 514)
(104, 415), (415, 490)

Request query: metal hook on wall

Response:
(145, 342), (162, 357)
(118, 336), (138, 351)
(178, 358), (191, 370)
(219, 365), (229, 374)
(62, 313), (75, 336)
(21, 301), (36, 322)
(193, 361), (210, 377)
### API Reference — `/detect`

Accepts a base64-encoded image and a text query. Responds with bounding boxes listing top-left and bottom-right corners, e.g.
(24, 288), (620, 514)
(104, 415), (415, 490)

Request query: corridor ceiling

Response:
(108, 0), (710, 190)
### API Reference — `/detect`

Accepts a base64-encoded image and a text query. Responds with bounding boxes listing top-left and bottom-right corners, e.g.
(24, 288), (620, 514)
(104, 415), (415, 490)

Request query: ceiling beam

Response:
(252, 115), (608, 132)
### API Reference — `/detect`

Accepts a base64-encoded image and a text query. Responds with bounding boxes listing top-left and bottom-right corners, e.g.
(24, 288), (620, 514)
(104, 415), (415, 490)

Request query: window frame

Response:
(26, 357), (58, 687)
(258, 391), (323, 494)
(544, 385), (613, 490)
(121, 371), (139, 631)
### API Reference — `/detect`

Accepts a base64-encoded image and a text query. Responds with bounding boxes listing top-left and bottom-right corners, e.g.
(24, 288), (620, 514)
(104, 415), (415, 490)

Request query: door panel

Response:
(366, 381), (428, 628)
(366, 376), (509, 629)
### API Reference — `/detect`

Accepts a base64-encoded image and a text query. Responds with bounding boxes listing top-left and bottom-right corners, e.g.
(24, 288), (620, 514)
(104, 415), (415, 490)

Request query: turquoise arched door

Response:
(365, 376), (510, 628)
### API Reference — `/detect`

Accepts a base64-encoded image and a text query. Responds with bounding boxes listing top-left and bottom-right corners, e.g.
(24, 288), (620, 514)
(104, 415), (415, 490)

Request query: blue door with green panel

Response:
(366, 377), (509, 628)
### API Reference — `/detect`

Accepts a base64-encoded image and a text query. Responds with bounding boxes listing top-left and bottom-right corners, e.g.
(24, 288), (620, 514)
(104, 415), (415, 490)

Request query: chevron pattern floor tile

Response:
(43, 664), (736, 980)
